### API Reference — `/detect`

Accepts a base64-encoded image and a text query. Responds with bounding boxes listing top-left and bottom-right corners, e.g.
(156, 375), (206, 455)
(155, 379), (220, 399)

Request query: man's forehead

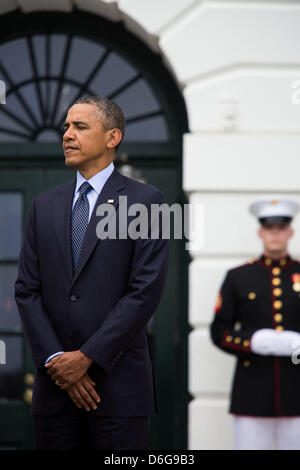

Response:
(65, 103), (100, 122)
(262, 222), (290, 230)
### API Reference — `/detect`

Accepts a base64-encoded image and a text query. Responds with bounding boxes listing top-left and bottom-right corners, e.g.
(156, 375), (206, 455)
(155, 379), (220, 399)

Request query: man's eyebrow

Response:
(63, 120), (89, 127)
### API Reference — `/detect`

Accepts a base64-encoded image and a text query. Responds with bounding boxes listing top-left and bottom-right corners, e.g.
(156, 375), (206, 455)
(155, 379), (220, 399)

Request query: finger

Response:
(84, 373), (96, 386)
(51, 372), (70, 384)
(45, 360), (54, 369)
(47, 367), (62, 378)
(69, 387), (87, 409)
(49, 373), (58, 381)
(68, 389), (82, 409)
(60, 381), (72, 391)
(50, 373), (60, 381)
(85, 376), (96, 386)
(77, 384), (98, 411)
(51, 374), (69, 390)
(81, 380), (101, 403)
(68, 383), (92, 411)
(85, 383), (100, 402)
(45, 355), (61, 369)
(85, 376), (96, 387)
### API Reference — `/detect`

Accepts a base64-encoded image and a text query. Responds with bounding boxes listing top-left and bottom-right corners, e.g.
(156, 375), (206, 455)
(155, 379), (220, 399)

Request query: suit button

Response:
(243, 361), (251, 367)
(70, 294), (77, 302)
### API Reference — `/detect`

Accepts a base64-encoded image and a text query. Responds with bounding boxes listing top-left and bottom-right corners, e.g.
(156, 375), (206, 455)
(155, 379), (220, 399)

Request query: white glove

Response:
(250, 328), (300, 356)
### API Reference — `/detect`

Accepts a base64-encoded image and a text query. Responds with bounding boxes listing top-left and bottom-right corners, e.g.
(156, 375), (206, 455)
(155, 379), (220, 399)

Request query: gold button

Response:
(243, 361), (251, 367)
(274, 313), (283, 323)
(265, 258), (272, 266)
(276, 325), (284, 331)
(272, 277), (281, 286)
(272, 267), (281, 276)
(248, 292), (256, 300)
(273, 300), (282, 309)
(226, 335), (232, 342)
(280, 258), (287, 266)
(234, 337), (241, 344)
(273, 288), (282, 296)
(243, 340), (250, 347)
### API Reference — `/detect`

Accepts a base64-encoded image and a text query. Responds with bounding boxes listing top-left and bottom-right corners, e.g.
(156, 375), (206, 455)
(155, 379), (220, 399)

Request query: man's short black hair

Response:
(73, 96), (126, 150)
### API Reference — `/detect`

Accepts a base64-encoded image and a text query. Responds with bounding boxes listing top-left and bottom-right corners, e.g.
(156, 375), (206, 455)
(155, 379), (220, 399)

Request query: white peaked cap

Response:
(249, 197), (300, 223)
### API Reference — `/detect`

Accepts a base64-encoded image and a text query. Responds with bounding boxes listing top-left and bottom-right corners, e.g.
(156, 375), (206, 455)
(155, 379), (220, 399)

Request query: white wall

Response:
(2, 0), (300, 450)
(178, 1), (300, 450)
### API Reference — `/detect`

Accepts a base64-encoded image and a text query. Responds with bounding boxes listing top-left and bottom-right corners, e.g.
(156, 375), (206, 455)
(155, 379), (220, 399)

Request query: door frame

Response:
(0, 9), (189, 449)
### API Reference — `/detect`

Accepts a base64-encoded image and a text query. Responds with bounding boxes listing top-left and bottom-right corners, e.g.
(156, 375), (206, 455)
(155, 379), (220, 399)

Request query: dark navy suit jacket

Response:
(15, 167), (169, 416)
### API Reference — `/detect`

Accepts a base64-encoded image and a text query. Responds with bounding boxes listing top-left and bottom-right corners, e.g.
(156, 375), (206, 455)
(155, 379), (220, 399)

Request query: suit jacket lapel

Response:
(71, 168), (126, 287)
(53, 178), (76, 284)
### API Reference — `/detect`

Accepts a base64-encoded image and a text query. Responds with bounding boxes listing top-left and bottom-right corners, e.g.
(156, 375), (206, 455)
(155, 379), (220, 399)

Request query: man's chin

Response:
(65, 156), (80, 170)
(267, 248), (286, 257)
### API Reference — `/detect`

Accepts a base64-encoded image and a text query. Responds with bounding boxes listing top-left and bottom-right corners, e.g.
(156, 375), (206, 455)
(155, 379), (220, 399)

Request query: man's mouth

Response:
(64, 146), (79, 152)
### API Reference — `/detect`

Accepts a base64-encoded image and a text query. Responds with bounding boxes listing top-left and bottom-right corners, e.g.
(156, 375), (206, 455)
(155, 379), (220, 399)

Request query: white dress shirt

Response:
(72, 161), (114, 221)
(45, 161), (115, 364)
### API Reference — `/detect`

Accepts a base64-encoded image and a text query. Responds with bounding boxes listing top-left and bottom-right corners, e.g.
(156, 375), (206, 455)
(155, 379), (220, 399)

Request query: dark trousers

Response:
(33, 401), (149, 450)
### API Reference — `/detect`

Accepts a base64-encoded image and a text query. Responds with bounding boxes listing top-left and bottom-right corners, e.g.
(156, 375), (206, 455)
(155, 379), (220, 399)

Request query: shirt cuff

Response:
(45, 351), (64, 364)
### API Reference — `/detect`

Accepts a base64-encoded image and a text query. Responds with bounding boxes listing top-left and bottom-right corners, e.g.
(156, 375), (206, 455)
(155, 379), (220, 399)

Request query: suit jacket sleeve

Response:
(14, 195), (64, 368)
(210, 270), (256, 358)
(80, 189), (169, 374)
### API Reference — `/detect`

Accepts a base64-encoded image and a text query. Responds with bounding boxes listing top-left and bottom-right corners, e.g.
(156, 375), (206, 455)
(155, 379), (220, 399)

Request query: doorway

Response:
(0, 10), (189, 449)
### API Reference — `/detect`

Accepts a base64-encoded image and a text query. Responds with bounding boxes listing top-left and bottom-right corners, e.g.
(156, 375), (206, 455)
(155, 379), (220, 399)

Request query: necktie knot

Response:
(78, 181), (92, 197)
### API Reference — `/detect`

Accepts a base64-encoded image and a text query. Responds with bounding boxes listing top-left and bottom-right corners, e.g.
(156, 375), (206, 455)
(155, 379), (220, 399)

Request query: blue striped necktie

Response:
(71, 181), (92, 272)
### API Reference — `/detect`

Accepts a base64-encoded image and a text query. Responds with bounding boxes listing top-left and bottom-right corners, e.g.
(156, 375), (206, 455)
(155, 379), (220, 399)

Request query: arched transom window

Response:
(0, 33), (171, 143)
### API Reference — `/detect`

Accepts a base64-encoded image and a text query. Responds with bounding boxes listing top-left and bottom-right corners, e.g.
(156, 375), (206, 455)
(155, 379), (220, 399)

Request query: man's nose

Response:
(63, 127), (75, 140)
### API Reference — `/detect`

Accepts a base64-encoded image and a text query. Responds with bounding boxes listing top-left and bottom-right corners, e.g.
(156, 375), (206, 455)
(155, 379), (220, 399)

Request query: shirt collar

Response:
(259, 253), (292, 268)
(75, 161), (114, 195)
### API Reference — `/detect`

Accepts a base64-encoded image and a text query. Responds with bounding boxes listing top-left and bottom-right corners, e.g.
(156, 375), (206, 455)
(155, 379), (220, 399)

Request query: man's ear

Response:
(106, 128), (123, 150)
(288, 226), (294, 239)
(258, 227), (263, 239)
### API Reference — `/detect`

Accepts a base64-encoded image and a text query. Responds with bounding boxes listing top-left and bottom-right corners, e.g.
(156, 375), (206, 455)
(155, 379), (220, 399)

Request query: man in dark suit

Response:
(15, 96), (169, 450)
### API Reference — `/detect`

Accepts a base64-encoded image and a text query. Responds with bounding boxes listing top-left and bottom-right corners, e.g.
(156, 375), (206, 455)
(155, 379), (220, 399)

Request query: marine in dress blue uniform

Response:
(210, 198), (300, 449)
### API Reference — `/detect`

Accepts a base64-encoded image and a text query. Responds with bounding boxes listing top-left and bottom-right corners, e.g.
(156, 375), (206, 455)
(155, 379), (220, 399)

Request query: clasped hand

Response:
(45, 350), (101, 411)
